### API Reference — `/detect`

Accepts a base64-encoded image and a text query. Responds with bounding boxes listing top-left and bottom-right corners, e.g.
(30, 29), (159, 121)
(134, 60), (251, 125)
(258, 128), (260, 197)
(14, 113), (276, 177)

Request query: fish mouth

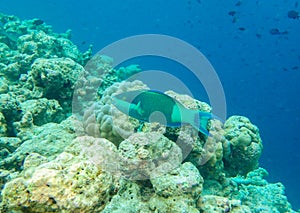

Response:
(111, 95), (132, 115)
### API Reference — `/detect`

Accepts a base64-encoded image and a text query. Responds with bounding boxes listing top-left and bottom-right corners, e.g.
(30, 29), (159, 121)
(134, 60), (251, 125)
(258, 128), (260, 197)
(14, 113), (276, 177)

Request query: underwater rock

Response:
(1, 151), (117, 212)
(72, 136), (119, 172)
(0, 137), (22, 155)
(103, 164), (202, 213)
(0, 13), (53, 44)
(73, 54), (115, 108)
(202, 168), (295, 212)
(0, 137), (22, 169)
(147, 195), (200, 213)
(20, 98), (64, 126)
(0, 13), (91, 82)
(79, 132), (183, 181)
(0, 12), (93, 140)
(0, 135), (119, 212)
(197, 195), (251, 212)
(118, 132), (182, 180)
(223, 115), (263, 176)
(23, 152), (48, 171)
(0, 112), (7, 136)
(0, 76), (9, 94)
(17, 30), (90, 64)
(0, 93), (23, 136)
(97, 64), (142, 98)
(25, 58), (85, 110)
(0, 13), (91, 61)
(150, 162), (203, 199)
(102, 180), (147, 213)
(230, 168), (294, 212)
(0, 117), (76, 171)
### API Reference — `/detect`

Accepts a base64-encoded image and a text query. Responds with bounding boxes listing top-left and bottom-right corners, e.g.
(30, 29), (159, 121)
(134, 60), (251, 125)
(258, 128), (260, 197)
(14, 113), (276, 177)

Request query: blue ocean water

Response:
(1, 0), (299, 209)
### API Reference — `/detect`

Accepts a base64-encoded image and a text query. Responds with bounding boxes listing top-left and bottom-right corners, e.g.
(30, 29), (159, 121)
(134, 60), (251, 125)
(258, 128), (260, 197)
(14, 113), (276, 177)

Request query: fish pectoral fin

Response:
(135, 101), (145, 116)
(137, 109), (145, 116)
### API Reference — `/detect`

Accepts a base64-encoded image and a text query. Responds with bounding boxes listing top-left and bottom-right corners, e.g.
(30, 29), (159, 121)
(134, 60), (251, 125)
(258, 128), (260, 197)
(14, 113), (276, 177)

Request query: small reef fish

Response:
(112, 90), (216, 136)
(287, 10), (299, 19)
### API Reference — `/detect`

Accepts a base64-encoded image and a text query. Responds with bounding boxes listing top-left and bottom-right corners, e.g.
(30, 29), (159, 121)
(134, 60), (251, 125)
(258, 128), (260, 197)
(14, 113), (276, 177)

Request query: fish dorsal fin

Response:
(148, 90), (175, 99)
(148, 89), (166, 95)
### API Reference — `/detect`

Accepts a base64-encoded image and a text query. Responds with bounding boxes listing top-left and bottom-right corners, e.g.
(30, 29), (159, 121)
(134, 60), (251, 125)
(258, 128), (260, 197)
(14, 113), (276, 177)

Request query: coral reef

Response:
(0, 12), (92, 138)
(25, 57), (86, 111)
(230, 168), (293, 212)
(223, 116), (263, 176)
(19, 98), (64, 126)
(0, 13), (91, 72)
(1, 150), (117, 212)
(197, 195), (251, 212)
(0, 112), (7, 136)
(81, 80), (148, 145)
(118, 132), (182, 180)
(0, 13), (297, 213)
(103, 162), (203, 213)
(150, 162), (203, 199)
(202, 168), (294, 212)
(0, 116), (76, 171)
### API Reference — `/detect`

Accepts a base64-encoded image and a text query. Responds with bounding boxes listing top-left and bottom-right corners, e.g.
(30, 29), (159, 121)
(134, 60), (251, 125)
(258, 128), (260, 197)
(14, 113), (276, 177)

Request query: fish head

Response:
(111, 90), (146, 118)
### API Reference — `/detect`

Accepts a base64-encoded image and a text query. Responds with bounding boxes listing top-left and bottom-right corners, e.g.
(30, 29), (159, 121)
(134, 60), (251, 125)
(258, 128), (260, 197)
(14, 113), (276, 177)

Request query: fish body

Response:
(112, 90), (214, 136)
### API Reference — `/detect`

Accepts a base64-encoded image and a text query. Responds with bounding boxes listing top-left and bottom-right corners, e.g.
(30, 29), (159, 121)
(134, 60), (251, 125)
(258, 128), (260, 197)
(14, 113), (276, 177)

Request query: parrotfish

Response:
(111, 90), (216, 136)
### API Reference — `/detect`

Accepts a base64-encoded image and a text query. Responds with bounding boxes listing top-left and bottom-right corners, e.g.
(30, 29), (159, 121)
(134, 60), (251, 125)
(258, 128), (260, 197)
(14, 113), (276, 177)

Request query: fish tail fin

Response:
(191, 111), (213, 136)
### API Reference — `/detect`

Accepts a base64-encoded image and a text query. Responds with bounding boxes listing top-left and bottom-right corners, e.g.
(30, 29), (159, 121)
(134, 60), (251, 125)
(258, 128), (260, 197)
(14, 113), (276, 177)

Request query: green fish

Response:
(112, 90), (215, 136)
